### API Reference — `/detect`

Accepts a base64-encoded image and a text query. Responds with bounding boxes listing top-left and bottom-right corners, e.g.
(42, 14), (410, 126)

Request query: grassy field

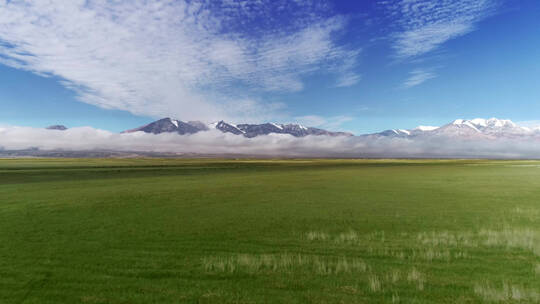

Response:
(0, 159), (538, 303)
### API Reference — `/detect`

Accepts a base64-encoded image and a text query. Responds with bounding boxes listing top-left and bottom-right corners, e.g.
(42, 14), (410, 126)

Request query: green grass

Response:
(0, 159), (538, 303)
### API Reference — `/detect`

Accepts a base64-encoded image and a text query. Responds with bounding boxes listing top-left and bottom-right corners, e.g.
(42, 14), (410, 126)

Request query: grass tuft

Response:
(335, 230), (360, 243)
(389, 269), (400, 283)
(417, 228), (540, 257)
(391, 292), (400, 303)
(306, 231), (330, 241)
(407, 268), (425, 291)
(368, 275), (381, 293)
(474, 282), (540, 302)
(479, 228), (539, 256)
(203, 254), (367, 275)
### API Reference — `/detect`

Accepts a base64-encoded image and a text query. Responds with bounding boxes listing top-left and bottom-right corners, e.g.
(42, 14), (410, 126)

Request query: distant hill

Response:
(46, 125), (68, 130)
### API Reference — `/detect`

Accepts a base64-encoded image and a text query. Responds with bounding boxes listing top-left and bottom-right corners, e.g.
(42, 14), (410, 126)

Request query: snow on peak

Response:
(398, 129), (410, 135)
(450, 119), (480, 132)
(486, 118), (516, 128)
(288, 123), (308, 130)
(470, 118), (487, 127)
(289, 123), (308, 130)
(168, 118), (179, 128)
(463, 121), (480, 132)
(270, 123), (283, 130)
(469, 118), (517, 128)
(216, 121), (245, 133)
(389, 129), (409, 135)
(415, 125), (439, 131)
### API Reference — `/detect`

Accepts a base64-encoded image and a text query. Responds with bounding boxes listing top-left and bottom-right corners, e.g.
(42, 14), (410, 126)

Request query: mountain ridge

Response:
(50, 117), (540, 140)
(123, 118), (354, 138)
(367, 118), (538, 139)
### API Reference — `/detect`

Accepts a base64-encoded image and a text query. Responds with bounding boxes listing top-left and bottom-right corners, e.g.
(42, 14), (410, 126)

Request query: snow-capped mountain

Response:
(123, 118), (206, 135)
(368, 118), (535, 139)
(124, 118), (353, 137)
(232, 122), (353, 137)
(117, 117), (539, 140)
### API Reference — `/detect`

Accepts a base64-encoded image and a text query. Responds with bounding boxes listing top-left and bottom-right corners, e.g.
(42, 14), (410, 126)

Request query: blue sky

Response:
(0, 0), (539, 134)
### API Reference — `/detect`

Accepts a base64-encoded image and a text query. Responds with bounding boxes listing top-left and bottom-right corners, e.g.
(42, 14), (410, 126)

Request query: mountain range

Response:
(49, 117), (540, 140)
(366, 118), (539, 139)
(123, 118), (354, 137)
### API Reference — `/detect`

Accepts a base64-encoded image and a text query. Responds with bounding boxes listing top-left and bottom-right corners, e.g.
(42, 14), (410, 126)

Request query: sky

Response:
(0, 0), (539, 134)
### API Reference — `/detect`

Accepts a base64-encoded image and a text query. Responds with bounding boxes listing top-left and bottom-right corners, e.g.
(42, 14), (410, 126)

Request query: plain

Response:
(0, 159), (538, 303)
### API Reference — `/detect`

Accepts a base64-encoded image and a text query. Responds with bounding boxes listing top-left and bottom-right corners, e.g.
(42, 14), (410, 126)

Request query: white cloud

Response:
(293, 115), (328, 127)
(403, 68), (436, 88)
(335, 73), (362, 88)
(3, 126), (540, 159)
(294, 115), (354, 131)
(517, 120), (540, 130)
(0, 0), (359, 122)
(383, 0), (498, 58)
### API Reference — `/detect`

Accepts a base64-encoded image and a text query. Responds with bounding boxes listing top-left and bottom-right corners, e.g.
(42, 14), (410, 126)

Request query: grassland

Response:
(0, 158), (538, 303)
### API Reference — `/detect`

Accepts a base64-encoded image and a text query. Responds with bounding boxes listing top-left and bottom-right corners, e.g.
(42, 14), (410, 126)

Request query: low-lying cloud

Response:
(2, 126), (540, 159)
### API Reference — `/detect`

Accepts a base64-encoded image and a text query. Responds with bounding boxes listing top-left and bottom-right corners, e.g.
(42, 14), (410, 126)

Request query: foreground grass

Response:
(0, 159), (538, 303)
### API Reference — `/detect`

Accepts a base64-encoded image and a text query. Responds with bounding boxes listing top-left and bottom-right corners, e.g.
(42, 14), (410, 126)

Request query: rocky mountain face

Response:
(123, 118), (206, 135)
(125, 118), (353, 137)
(211, 121), (245, 135)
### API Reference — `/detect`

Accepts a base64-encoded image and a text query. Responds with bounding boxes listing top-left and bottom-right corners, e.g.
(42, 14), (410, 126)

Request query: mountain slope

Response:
(213, 121), (245, 135)
(123, 118), (206, 135)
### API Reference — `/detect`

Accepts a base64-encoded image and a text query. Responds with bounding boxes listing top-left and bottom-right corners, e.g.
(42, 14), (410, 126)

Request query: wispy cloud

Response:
(0, 0), (360, 122)
(403, 69), (436, 88)
(335, 73), (362, 88)
(382, 0), (498, 58)
(294, 115), (354, 130)
(2, 126), (540, 159)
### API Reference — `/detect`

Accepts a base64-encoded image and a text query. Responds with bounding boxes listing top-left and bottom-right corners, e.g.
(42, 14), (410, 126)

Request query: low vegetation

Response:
(0, 158), (538, 303)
